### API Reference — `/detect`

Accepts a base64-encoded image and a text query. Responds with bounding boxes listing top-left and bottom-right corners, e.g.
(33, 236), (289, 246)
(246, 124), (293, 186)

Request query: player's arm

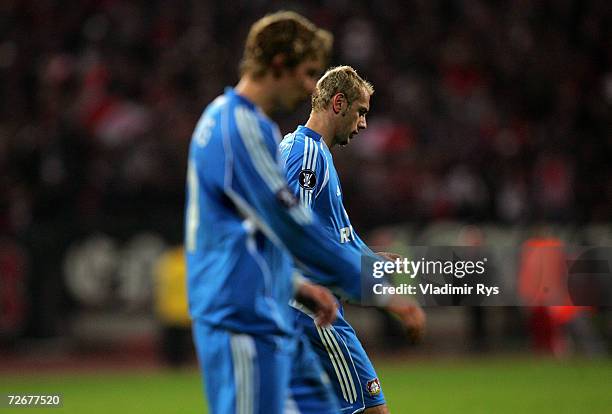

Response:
(359, 246), (426, 340)
(282, 138), (367, 294)
(282, 137), (408, 307)
(349, 235), (426, 340)
(223, 108), (377, 302)
(281, 137), (325, 211)
(293, 274), (337, 327)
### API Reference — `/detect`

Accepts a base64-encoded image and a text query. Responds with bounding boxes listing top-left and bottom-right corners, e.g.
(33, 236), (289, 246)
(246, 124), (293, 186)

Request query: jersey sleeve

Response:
(281, 134), (394, 303)
(353, 231), (375, 256)
(223, 105), (379, 302)
(283, 137), (326, 210)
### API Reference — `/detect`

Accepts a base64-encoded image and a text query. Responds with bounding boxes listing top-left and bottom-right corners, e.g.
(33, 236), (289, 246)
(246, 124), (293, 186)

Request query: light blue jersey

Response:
(280, 125), (387, 412)
(187, 89), (386, 414)
(185, 89), (373, 337)
(279, 125), (375, 268)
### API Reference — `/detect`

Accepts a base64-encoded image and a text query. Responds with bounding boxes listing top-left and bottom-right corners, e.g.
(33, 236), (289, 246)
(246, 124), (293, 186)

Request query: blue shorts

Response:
(288, 335), (340, 414)
(193, 320), (338, 414)
(293, 305), (386, 413)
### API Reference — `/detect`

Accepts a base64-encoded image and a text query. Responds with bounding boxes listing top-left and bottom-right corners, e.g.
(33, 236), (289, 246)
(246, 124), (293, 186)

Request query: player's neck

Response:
(305, 113), (335, 148)
(235, 76), (276, 116)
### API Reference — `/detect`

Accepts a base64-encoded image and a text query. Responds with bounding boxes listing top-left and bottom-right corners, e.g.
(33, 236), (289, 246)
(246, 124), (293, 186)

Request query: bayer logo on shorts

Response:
(299, 169), (317, 190)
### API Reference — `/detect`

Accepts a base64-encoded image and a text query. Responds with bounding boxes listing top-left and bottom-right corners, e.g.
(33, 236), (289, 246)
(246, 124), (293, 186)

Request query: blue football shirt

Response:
(185, 89), (374, 336)
(279, 125), (377, 294)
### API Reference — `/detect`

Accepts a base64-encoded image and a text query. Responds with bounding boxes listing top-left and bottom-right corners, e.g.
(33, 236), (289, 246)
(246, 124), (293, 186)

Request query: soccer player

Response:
(280, 66), (426, 414)
(185, 13), (383, 414)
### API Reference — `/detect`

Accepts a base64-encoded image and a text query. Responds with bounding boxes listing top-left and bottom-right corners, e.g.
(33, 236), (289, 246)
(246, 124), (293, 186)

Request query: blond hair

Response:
(240, 11), (333, 78)
(311, 66), (374, 111)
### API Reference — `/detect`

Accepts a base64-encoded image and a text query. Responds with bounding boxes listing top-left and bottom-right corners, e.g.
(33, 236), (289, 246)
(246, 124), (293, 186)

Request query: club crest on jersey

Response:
(366, 378), (381, 396)
(298, 169), (316, 190)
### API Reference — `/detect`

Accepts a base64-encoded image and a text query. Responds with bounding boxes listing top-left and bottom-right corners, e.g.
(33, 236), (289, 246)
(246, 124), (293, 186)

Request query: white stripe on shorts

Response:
(315, 326), (357, 403)
(230, 334), (258, 414)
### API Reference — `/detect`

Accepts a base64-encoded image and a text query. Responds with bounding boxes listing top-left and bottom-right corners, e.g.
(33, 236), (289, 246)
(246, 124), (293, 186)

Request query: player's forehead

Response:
(354, 87), (371, 111)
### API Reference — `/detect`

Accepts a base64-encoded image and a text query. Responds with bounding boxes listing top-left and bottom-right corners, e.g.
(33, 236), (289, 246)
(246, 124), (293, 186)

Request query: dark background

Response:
(0, 0), (610, 356)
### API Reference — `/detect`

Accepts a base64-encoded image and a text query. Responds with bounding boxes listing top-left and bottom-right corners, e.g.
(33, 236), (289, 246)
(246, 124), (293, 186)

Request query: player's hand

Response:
(386, 297), (426, 342)
(295, 281), (338, 327)
(376, 251), (403, 262)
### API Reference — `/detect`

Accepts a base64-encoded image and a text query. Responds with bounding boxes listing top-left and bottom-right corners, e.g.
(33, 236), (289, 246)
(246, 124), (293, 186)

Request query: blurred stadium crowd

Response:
(2, 0), (611, 237)
(0, 1), (611, 345)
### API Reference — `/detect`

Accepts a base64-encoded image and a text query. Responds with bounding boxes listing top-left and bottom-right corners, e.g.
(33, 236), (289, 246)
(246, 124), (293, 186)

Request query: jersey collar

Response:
(225, 87), (276, 124)
(225, 87), (257, 110)
(297, 125), (323, 142)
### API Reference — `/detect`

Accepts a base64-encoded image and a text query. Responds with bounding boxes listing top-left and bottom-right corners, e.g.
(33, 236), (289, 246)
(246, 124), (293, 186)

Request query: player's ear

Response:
(270, 54), (287, 78)
(332, 93), (346, 114)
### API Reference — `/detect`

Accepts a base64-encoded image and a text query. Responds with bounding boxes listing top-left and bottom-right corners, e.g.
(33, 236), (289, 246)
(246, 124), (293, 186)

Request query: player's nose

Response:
(305, 78), (317, 94)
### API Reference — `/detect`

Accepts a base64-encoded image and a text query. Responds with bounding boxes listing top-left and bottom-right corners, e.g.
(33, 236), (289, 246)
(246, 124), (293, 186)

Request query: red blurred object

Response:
(0, 240), (28, 337)
(518, 237), (591, 355)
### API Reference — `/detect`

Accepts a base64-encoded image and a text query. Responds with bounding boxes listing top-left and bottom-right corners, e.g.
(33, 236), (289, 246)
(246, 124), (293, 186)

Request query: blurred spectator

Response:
(153, 245), (192, 367)
(518, 232), (604, 357)
(1, 0), (610, 235)
(456, 225), (492, 352)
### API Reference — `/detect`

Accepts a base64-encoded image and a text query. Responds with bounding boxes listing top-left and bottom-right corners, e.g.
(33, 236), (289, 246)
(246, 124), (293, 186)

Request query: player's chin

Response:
(282, 96), (303, 112)
(283, 101), (299, 112)
(342, 135), (355, 146)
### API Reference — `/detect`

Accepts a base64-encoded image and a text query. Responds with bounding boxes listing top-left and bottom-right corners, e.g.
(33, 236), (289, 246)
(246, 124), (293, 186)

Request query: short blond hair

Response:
(240, 11), (333, 78)
(311, 66), (374, 111)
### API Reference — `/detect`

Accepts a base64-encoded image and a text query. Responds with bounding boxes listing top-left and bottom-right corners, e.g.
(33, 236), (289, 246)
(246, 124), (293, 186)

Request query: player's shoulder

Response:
(280, 127), (305, 148)
(190, 94), (228, 151)
(280, 128), (325, 162)
(279, 129), (301, 159)
(207, 87), (273, 131)
(201, 92), (230, 120)
(279, 129), (314, 169)
(220, 89), (280, 149)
